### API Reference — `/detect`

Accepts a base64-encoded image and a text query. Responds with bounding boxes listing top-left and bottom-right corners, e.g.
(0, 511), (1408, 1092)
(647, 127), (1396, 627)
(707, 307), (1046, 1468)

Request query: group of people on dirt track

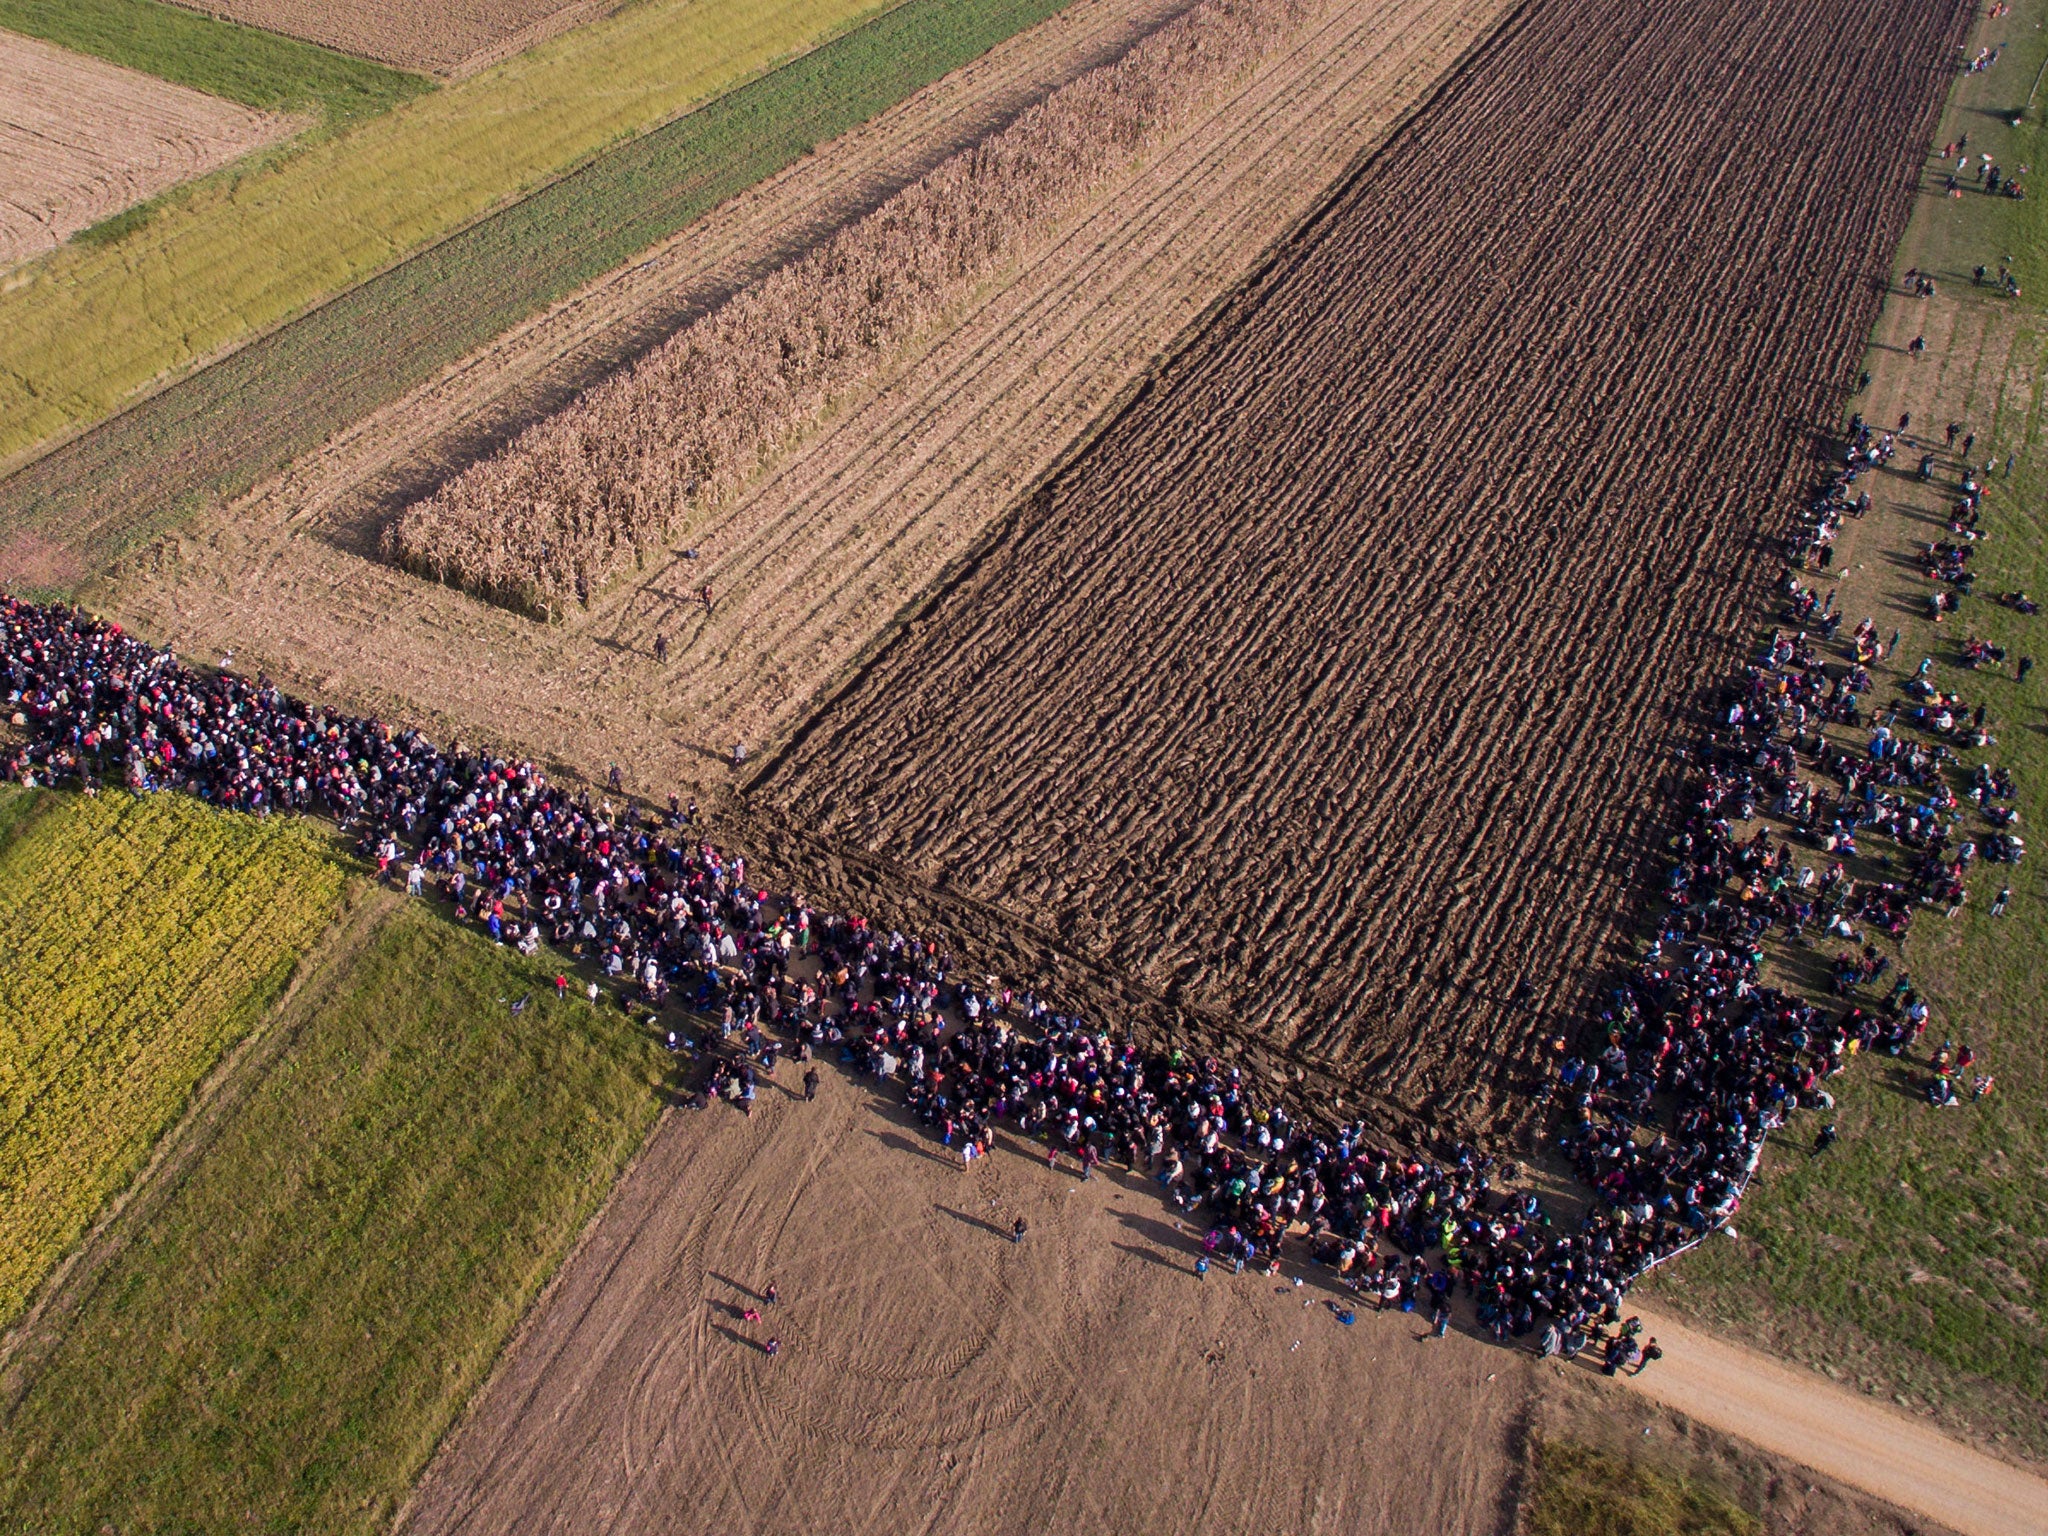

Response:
(0, 477), (2025, 1366)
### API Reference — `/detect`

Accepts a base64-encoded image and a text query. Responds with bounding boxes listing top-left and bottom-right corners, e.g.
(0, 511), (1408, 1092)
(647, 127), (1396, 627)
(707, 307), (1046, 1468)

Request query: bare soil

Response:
(158, 0), (615, 76)
(396, 1081), (1530, 1536)
(761, 0), (1974, 1137)
(103, 0), (1509, 871)
(0, 29), (293, 269)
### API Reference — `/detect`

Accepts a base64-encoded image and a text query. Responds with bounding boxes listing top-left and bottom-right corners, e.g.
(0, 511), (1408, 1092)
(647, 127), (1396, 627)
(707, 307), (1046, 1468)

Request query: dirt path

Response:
(397, 1082), (1529, 1536)
(1617, 1310), (2048, 1536)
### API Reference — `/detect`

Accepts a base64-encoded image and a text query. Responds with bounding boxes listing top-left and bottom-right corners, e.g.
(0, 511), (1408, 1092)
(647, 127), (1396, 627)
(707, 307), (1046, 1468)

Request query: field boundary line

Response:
(0, 877), (399, 1414)
(387, 1093), (689, 1534)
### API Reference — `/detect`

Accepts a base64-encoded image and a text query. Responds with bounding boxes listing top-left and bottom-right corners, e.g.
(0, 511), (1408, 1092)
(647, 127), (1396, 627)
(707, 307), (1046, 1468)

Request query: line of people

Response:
(0, 547), (2019, 1354)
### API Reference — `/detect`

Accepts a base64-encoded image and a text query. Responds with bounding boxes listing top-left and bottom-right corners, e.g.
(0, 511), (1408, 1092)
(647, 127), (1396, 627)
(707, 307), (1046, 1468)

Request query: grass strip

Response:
(0, 0), (913, 466)
(0, 0), (1077, 580)
(0, 899), (666, 1534)
(1522, 1440), (1758, 1536)
(1642, 0), (2048, 1457)
(0, 788), (347, 1328)
(0, 0), (431, 125)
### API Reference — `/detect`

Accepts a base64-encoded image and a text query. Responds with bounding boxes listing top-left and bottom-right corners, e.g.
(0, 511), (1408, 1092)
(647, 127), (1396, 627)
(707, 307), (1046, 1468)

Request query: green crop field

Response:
(0, 0), (1078, 581)
(0, 898), (667, 1533)
(0, 788), (347, 1329)
(0, 0), (431, 128)
(0, 0), (912, 468)
(1642, 4), (2048, 1461)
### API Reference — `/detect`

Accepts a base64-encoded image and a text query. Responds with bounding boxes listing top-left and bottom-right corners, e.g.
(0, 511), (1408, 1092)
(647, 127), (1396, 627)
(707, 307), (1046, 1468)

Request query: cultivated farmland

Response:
(0, 0), (899, 464)
(157, 0), (613, 75)
(0, 0), (1100, 579)
(0, 788), (346, 1327)
(0, 900), (665, 1534)
(0, 0), (432, 124)
(100, 0), (1513, 806)
(0, 29), (294, 269)
(388, 0), (1314, 616)
(765, 0), (1972, 1134)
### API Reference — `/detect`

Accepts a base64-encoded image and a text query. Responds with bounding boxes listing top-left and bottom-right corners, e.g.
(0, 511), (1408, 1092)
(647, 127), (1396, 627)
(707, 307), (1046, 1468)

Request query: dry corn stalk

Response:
(385, 0), (1313, 617)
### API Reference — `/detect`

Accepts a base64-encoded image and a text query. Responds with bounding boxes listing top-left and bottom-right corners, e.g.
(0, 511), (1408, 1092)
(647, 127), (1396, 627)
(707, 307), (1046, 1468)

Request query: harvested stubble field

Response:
(0, 0), (1086, 583)
(386, 0), (1314, 616)
(0, 28), (294, 269)
(101, 0), (1511, 837)
(159, 0), (611, 76)
(764, 0), (1974, 1134)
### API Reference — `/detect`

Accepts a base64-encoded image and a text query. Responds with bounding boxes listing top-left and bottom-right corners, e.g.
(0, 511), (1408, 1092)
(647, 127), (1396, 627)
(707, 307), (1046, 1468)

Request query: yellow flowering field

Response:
(0, 788), (347, 1326)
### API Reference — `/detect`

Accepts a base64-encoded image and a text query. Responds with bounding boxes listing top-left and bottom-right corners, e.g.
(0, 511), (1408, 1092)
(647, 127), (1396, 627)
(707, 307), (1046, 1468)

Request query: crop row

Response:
(0, 0), (883, 464)
(386, 0), (1314, 617)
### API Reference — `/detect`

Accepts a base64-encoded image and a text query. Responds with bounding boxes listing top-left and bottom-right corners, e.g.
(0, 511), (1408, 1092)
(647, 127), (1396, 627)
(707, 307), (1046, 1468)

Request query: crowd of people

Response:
(0, 407), (2025, 1366)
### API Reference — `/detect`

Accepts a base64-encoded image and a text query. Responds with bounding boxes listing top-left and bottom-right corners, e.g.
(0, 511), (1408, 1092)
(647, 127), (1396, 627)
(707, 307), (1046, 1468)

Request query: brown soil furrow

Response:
(630, 0), (1513, 729)
(0, 31), (296, 271)
(107, 0), (1514, 838)
(763, 0), (1972, 1132)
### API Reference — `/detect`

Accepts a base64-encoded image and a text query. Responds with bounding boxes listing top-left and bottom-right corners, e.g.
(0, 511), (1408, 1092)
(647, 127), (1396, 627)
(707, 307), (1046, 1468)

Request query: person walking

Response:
(1012, 1217), (1028, 1245)
(803, 1066), (821, 1100)
(1632, 1337), (1663, 1375)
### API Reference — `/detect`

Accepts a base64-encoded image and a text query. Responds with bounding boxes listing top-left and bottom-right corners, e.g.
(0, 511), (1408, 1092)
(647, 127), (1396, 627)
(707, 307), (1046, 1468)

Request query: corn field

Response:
(385, 0), (1314, 617)
(0, 790), (347, 1328)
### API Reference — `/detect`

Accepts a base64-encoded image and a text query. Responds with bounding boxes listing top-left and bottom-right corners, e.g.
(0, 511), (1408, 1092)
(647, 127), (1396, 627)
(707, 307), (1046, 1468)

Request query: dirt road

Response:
(397, 1085), (1527, 1536)
(1618, 1310), (2047, 1536)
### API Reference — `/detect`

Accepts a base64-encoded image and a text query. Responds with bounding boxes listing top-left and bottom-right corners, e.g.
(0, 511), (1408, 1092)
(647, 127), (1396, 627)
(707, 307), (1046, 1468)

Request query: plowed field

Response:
(0, 29), (291, 269)
(766, 0), (1973, 1133)
(158, 0), (611, 75)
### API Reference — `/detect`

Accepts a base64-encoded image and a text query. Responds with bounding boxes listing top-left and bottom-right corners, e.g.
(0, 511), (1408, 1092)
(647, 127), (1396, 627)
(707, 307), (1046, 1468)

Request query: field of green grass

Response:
(0, 898), (667, 1533)
(1522, 1439), (1756, 1536)
(0, 0), (431, 128)
(0, 0), (926, 467)
(1642, 1), (2048, 1462)
(0, 787), (348, 1328)
(0, 0), (1078, 581)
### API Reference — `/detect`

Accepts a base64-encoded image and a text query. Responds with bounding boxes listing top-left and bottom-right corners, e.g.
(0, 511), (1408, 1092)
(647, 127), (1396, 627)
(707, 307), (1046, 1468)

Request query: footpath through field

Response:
(1616, 1311), (2048, 1536)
